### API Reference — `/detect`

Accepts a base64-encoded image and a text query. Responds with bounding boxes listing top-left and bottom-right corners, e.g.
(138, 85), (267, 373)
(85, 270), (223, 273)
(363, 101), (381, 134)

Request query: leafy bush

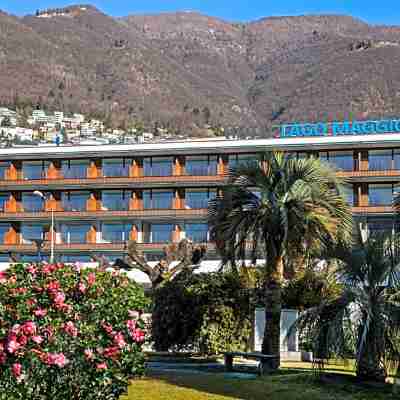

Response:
(152, 271), (252, 354)
(0, 263), (148, 400)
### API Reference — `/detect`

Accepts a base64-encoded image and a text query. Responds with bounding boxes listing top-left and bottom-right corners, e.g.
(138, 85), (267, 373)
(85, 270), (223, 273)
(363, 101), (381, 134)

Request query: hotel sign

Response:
(279, 119), (400, 138)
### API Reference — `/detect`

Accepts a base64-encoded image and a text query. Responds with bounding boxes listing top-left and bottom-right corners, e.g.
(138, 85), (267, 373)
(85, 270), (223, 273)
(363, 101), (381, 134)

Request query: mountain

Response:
(1, 5), (400, 135)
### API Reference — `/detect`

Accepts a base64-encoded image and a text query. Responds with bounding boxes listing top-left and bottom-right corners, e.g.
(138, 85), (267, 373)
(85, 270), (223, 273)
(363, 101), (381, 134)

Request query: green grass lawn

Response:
(122, 362), (398, 400)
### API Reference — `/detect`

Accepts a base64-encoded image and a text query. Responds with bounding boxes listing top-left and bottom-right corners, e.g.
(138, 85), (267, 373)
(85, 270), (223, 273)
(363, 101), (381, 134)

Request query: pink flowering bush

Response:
(0, 263), (148, 400)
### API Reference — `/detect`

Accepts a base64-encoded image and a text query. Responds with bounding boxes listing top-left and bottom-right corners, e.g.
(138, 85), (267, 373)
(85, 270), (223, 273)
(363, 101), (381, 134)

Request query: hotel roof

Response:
(1, 133), (400, 160)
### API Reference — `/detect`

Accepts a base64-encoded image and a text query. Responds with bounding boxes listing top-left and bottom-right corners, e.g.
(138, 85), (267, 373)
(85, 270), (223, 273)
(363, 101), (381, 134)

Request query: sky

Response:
(1, 0), (399, 25)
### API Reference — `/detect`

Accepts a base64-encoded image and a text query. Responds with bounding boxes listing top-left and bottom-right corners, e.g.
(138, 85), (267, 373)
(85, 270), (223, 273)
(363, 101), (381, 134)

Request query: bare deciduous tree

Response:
(113, 239), (207, 289)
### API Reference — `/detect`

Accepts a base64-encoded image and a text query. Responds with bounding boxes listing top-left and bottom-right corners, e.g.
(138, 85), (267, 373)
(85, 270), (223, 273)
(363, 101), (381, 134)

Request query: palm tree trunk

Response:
(261, 255), (283, 370)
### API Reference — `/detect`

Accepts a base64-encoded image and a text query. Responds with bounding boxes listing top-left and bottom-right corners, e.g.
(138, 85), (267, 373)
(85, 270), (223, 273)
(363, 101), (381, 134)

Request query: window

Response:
(0, 162), (10, 180)
(0, 224), (10, 243)
(61, 254), (92, 263)
(326, 151), (354, 171)
(21, 224), (45, 244)
(143, 157), (173, 177)
(185, 156), (218, 176)
(368, 184), (393, 206)
(20, 254), (49, 263)
(102, 158), (130, 177)
(61, 224), (91, 244)
(62, 191), (89, 211)
(367, 218), (394, 234)
(185, 189), (216, 209)
(148, 224), (173, 243)
(22, 193), (44, 212)
(394, 150), (400, 170)
(229, 154), (258, 169)
(143, 190), (173, 209)
(185, 223), (208, 243)
(369, 150), (392, 171)
(22, 161), (48, 180)
(0, 193), (8, 211)
(102, 191), (130, 211)
(102, 223), (132, 243)
(62, 160), (89, 179)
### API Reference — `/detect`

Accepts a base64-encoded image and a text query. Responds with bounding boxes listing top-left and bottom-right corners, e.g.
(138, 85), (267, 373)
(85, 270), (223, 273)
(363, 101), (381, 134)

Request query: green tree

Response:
(208, 152), (352, 369)
(296, 231), (400, 382)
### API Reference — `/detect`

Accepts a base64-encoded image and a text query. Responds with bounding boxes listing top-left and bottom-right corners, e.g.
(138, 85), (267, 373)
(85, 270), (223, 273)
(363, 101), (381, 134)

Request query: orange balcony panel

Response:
(352, 206), (394, 214)
(337, 170), (400, 178)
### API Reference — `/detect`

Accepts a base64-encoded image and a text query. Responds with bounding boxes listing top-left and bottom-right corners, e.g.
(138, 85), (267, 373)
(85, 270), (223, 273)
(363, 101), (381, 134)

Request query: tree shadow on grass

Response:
(139, 370), (395, 400)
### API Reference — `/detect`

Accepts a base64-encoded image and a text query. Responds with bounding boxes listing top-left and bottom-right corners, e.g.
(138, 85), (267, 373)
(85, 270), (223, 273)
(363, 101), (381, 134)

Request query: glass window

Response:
(229, 154), (258, 169)
(0, 193), (8, 211)
(22, 161), (48, 180)
(102, 159), (129, 177)
(62, 191), (89, 211)
(102, 223), (132, 243)
(327, 151), (354, 171)
(369, 150), (392, 171)
(61, 254), (92, 263)
(185, 189), (216, 209)
(102, 191), (130, 211)
(21, 224), (45, 244)
(62, 160), (89, 179)
(150, 224), (173, 243)
(369, 184), (393, 206)
(0, 162), (10, 180)
(143, 190), (173, 209)
(367, 218), (393, 234)
(185, 223), (208, 243)
(186, 156), (218, 176)
(394, 150), (400, 170)
(143, 157), (173, 177)
(61, 224), (91, 244)
(22, 193), (44, 212)
(0, 224), (10, 243)
(20, 254), (49, 263)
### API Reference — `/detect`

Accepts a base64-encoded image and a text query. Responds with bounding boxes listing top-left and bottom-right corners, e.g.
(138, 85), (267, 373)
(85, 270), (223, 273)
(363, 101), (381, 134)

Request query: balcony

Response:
(352, 206), (394, 215)
(0, 174), (226, 190)
(337, 170), (400, 182)
(0, 208), (208, 222)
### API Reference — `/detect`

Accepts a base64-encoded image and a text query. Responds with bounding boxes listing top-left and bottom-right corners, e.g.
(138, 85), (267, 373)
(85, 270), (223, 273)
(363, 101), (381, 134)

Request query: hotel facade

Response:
(0, 131), (399, 263)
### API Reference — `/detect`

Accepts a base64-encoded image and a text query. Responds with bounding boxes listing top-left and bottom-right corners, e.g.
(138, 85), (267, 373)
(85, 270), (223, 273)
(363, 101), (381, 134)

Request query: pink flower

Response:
(42, 326), (54, 340)
(113, 332), (126, 349)
(26, 298), (37, 308)
(47, 353), (68, 368)
(34, 308), (47, 318)
(53, 292), (65, 304)
(31, 336), (43, 345)
(42, 264), (53, 274)
(96, 362), (107, 370)
(18, 335), (28, 346)
(78, 282), (87, 294)
(27, 264), (37, 275)
(8, 275), (16, 285)
(126, 320), (136, 332)
(47, 281), (60, 292)
(63, 321), (78, 337)
(84, 349), (94, 361)
(132, 328), (145, 343)
(0, 271), (7, 283)
(0, 353), (6, 365)
(22, 321), (37, 336)
(87, 272), (96, 286)
(103, 346), (120, 360)
(7, 337), (20, 354)
(12, 363), (22, 378)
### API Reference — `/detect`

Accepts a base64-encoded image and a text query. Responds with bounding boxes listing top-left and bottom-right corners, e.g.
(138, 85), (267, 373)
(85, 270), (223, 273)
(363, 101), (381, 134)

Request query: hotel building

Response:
(0, 132), (399, 263)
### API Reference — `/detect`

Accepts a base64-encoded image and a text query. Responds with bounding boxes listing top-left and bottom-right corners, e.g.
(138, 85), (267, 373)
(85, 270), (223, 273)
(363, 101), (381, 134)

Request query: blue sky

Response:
(1, 1), (399, 25)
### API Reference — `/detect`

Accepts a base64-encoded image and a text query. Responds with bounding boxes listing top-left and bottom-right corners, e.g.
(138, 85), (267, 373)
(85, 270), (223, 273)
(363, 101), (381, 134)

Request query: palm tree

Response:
(208, 151), (352, 369)
(295, 231), (400, 382)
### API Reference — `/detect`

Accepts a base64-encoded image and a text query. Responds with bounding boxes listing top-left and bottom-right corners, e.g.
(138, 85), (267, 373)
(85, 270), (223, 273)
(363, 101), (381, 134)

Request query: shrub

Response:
(152, 271), (252, 354)
(0, 263), (148, 400)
